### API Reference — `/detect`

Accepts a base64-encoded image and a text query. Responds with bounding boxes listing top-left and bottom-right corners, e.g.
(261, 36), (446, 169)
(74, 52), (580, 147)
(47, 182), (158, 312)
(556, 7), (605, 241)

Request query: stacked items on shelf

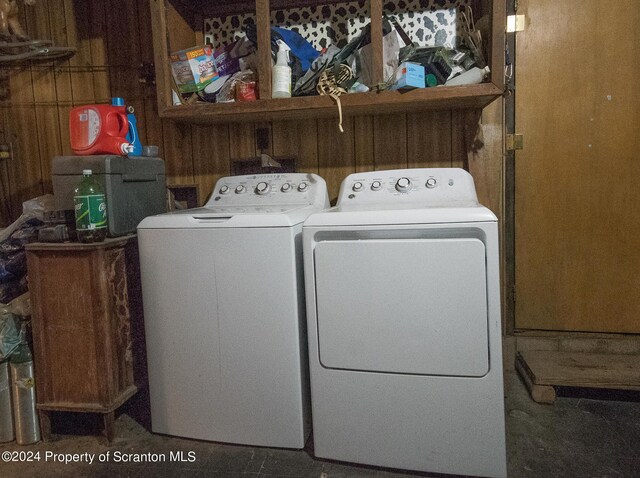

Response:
(0, 219), (42, 305)
(170, 2), (490, 106)
(0, 195), (75, 305)
(170, 39), (259, 104)
(1, 199), (50, 446)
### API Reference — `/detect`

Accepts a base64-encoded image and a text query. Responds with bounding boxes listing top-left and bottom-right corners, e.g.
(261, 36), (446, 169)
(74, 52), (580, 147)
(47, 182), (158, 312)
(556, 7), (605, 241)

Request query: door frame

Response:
(503, 0), (517, 335)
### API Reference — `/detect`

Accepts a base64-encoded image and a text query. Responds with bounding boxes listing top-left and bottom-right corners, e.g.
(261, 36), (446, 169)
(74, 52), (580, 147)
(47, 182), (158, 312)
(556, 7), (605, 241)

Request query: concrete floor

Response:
(1, 369), (639, 478)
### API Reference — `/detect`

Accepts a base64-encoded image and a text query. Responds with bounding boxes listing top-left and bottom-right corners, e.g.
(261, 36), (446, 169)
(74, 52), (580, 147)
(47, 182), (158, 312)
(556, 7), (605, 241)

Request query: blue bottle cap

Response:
(111, 97), (125, 106)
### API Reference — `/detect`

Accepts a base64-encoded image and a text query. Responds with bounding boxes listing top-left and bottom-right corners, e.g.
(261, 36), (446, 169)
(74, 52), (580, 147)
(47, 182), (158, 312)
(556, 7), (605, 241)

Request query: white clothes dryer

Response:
(303, 169), (506, 477)
(138, 173), (329, 448)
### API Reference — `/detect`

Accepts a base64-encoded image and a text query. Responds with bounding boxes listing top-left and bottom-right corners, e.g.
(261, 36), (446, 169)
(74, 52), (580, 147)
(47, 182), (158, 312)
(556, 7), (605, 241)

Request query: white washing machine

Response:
(303, 168), (506, 477)
(138, 173), (328, 448)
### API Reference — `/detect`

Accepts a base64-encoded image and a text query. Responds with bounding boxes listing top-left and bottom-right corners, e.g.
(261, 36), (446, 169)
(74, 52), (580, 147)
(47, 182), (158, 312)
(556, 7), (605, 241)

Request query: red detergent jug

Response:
(69, 103), (133, 155)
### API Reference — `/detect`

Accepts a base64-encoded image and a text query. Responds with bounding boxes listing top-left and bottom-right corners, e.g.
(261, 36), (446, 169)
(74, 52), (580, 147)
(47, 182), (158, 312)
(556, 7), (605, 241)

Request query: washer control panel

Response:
(207, 173), (329, 209)
(336, 168), (479, 206)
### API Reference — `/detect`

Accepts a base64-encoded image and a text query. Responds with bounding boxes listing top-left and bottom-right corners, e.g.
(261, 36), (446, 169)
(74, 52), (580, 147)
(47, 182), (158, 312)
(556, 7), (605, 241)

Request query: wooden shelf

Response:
(163, 83), (503, 124)
(151, 0), (506, 124)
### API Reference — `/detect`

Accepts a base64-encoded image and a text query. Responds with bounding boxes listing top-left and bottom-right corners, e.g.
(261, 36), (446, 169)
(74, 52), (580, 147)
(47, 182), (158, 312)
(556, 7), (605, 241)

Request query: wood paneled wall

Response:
(0, 0), (503, 228)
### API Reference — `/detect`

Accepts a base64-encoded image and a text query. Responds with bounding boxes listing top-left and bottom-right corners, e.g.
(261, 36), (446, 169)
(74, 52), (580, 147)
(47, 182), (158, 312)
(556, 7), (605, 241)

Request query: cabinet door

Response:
(514, 0), (640, 332)
(28, 250), (103, 405)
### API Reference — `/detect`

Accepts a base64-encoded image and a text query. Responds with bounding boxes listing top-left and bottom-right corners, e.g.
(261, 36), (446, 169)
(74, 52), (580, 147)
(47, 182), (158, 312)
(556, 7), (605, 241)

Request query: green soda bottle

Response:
(73, 169), (108, 243)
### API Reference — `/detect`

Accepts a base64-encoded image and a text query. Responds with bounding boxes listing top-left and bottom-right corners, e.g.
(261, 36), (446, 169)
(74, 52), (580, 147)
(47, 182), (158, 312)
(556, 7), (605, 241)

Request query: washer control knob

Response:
(219, 185), (230, 194)
(425, 178), (437, 189)
(395, 177), (411, 192)
(256, 181), (270, 195)
(281, 183), (292, 192)
(371, 181), (382, 191)
(298, 182), (308, 192)
(235, 185), (246, 194)
(352, 181), (364, 192)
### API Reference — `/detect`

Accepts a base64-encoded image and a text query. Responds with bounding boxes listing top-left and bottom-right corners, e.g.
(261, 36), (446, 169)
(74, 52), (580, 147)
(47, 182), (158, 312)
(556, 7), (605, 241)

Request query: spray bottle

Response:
(272, 40), (292, 99)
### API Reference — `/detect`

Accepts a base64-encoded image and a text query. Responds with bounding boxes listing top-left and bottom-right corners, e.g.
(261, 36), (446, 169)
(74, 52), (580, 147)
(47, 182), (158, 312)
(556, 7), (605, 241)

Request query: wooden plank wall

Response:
(0, 0), (503, 228)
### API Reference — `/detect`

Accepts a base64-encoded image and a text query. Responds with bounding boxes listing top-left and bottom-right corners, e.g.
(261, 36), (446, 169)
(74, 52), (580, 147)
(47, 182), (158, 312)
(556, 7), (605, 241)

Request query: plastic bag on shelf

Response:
(0, 275), (28, 305)
(311, 17), (404, 91)
(0, 195), (50, 303)
(0, 219), (42, 269)
(0, 261), (15, 284)
(214, 37), (255, 78)
(198, 39), (257, 103)
(0, 251), (26, 284)
(245, 24), (320, 89)
(21, 194), (54, 218)
(0, 194), (52, 243)
(216, 70), (257, 103)
(293, 45), (341, 96)
(0, 312), (19, 361)
(292, 23), (367, 96)
(356, 18), (403, 87)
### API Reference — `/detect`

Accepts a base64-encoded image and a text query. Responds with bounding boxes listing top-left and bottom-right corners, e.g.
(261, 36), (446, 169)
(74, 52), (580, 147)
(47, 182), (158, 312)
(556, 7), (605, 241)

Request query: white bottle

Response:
(272, 40), (292, 98)
(445, 66), (490, 86)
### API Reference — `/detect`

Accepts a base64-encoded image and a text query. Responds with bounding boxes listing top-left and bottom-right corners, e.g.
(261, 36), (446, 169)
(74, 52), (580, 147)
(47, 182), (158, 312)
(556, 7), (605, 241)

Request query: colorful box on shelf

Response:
(170, 45), (219, 93)
(390, 62), (425, 90)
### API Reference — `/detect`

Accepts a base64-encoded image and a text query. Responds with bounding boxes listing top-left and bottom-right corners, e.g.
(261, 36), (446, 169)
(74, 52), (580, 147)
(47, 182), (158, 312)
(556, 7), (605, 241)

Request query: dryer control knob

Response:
(256, 182), (270, 195)
(371, 181), (382, 191)
(395, 177), (411, 192)
(352, 181), (364, 192)
(235, 185), (246, 194)
(298, 182), (309, 192)
(281, 183), (292, 192)
(425, 177), (437, 189)
(219, 185), (230, 194)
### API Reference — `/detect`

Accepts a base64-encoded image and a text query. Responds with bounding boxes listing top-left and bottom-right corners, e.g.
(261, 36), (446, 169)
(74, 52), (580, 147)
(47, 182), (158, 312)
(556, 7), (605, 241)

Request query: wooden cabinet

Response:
(150, 0), (505, 123)
(25, 237), (145, 442)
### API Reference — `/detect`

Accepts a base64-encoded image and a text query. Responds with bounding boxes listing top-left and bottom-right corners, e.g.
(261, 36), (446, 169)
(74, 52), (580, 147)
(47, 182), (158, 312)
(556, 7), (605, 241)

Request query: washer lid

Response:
(138, 204), (318, 228)
(140, 172), (330, 229)
(304, 203), (497, 227)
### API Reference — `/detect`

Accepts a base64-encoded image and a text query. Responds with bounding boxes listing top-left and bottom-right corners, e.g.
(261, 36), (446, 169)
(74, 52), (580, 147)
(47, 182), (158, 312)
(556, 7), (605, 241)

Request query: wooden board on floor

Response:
(516, 351), (640, 404)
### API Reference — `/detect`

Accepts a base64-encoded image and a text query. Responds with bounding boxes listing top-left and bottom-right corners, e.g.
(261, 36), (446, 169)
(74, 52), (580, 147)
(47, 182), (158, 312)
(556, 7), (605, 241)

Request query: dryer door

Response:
(314, 238), (489, 377)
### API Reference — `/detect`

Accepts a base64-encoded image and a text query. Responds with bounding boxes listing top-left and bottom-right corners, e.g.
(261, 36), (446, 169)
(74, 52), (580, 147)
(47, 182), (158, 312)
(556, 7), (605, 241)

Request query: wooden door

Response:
(515, 0), (640, 332)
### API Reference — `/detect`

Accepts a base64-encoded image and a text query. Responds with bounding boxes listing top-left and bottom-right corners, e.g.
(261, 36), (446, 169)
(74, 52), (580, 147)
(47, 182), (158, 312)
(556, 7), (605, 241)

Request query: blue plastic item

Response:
(112, 97), (142, 156)
(126, 111), (142, 156)
(272, 27), (320, 72)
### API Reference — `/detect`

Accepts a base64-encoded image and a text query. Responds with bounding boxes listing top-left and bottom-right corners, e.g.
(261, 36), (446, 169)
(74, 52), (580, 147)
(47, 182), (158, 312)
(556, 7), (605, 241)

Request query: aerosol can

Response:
(0, 359), (14, 442)
(10, 326), (40, 445)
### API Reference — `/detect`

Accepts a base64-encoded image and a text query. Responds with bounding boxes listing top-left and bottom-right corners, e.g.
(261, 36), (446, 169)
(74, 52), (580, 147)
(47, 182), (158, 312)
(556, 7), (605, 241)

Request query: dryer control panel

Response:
(336, 168), (479, 206)
(206, 173), (329, 210)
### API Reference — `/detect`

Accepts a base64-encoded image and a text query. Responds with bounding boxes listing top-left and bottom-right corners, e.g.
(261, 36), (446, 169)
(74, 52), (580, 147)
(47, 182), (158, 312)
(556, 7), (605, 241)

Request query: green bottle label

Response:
(74, 194), (107, 230)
